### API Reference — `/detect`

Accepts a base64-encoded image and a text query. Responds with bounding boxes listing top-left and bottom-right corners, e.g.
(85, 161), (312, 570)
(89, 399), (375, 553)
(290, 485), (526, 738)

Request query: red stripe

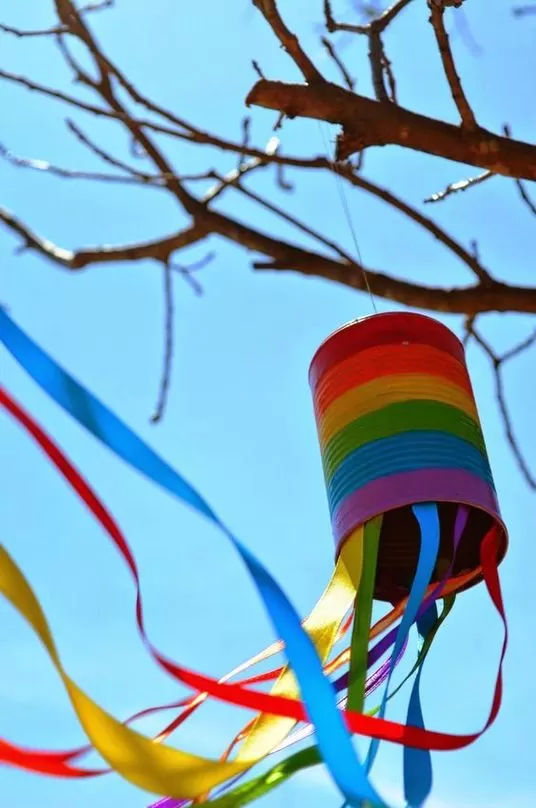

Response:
(309, 313), (466, 389)
(312, 344), (473, 413)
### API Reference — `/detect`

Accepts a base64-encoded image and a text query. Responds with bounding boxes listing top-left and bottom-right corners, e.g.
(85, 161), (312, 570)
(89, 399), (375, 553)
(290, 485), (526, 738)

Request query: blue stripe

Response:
(328, 432), (494, 514)
(0, 310), (386, 807)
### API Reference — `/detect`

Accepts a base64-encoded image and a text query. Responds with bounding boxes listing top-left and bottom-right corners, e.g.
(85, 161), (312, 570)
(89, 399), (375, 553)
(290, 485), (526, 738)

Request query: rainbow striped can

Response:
(309, 312), (508, 602)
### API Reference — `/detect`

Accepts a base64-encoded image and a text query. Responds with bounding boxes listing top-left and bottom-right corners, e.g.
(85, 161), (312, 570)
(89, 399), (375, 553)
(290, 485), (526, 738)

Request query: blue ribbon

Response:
(402, 604), (438, 808)
(364, 503), (440, 800)
(1, 310), (387, 807)
(401, 507), (466, 807)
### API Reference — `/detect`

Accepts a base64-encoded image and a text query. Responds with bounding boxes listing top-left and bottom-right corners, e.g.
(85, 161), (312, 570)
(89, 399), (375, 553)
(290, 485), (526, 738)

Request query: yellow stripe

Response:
(233, 526), (364, 764)
(317, 374), (478, 448)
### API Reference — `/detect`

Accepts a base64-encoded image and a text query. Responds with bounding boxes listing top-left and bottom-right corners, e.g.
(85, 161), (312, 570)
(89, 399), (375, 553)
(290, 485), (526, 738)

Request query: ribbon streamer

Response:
(0, 312), (508, 808)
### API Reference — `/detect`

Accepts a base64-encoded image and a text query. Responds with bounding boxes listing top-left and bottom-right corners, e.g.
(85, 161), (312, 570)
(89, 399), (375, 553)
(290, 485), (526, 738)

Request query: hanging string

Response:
(318, 122), (378, 314)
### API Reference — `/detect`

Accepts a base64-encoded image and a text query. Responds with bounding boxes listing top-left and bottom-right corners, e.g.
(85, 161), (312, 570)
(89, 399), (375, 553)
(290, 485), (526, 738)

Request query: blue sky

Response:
(1, 1), (535, 806)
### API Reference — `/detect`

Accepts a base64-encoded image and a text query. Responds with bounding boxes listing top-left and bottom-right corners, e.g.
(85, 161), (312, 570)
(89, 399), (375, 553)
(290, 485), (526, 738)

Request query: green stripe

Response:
(347, 516), (382, 713)
(322, 400), (485, 481)
(205, 597), (456, 808)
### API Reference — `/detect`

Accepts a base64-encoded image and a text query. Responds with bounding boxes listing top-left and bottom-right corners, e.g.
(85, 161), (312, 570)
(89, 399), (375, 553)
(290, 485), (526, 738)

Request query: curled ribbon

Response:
(0, 312), (507, 808)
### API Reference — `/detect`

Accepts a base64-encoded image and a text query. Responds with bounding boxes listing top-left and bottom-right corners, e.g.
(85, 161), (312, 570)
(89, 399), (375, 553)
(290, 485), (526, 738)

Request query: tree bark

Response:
(247, 80), (536, 181)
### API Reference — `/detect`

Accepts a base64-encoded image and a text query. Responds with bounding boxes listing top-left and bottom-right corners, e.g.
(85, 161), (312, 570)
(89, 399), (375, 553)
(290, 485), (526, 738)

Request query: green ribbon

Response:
(205, 596), (456, 808)
(347, 517), (382, 713)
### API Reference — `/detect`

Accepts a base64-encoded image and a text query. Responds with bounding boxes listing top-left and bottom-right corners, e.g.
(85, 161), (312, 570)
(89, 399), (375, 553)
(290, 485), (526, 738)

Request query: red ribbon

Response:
(0, 387), (507, 779)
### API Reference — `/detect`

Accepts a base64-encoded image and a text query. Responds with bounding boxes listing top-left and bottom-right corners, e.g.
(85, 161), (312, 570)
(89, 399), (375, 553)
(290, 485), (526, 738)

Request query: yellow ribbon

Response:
(233, 525), (364, 764)
(1, 532), (479, 800)
(0, 543), (272, 799)
(0, 536), (362, 800)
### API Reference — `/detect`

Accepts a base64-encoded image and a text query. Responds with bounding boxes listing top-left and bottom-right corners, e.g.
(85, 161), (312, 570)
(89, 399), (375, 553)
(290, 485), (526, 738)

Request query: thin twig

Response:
(0, 141), (147, 185)
(0, 69), (185, 137)
(151, 262), (175, 424)
(514, 178), (536, 216)
(0, 67), (317, 172)
(368, 30), (392, 102)
(3, 201), (535, 314)
(321, 37), (355, 89)
(201, 158), (269, 204)
(380, 39), (397, 102)
(0, 140), (215, 187)
(66, 119), (153, 180)
(275, 161), (294, 191)
(338, 166), (493, 282)
(424, 171), (493, 203)
(0, 207), (208, 267)
(427, 127), (536, 214)
(172, 252), (215, 297)
(464, 318), (536, 489)
(222, 176), (356, 263)
(251, 60), (266, 80)
(324, 0), (413, 34)
(238, 117), (252, 169)
(0, 0), (113, 37)
(0, 21), (68, 37)
(512, 4), (536, 16)
(252, 0), (325, 83)
(502, 123), (536, 217)
(428, 0), (477, 129)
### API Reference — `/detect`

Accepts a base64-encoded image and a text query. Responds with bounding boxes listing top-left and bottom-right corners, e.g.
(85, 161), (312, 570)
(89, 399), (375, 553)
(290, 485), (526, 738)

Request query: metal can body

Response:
(309, 312), (508, 601)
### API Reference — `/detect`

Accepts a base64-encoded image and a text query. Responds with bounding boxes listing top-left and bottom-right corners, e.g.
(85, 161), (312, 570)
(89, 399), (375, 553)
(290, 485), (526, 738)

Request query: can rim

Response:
(309, 312), (466, 388)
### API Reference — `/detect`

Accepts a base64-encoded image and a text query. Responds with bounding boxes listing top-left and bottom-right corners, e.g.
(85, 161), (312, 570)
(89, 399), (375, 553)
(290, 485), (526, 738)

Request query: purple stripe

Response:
(333, 468), (501, 552)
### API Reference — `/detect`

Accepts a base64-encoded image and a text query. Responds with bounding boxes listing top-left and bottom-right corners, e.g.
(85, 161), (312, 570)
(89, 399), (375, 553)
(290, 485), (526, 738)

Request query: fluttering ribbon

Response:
(0, 387), (404, 786)
(0, 312), (508, 808)
(0, 388), (404, 776)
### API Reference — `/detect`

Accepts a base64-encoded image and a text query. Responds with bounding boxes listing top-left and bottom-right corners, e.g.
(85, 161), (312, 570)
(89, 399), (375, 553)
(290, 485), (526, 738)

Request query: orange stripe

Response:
(314, 344), (473, 415)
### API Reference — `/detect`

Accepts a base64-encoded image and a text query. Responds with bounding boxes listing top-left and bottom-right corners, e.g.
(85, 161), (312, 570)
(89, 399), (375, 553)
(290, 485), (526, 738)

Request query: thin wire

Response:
(318, 122), (377, 314)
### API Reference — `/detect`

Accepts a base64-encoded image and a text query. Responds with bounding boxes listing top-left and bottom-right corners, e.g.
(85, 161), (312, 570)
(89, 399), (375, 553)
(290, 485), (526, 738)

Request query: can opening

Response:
(372, 503), (501, 602)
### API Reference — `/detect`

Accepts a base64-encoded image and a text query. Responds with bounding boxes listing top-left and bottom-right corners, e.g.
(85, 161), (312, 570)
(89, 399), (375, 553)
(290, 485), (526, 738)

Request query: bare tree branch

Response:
(2, 0), (534, 473)
(324, 0), (400, 103)
(514, 178), (536, 216)
(65, 119), (160, 181)
(337, 167), (493, 282)
(0, 69), (184, 136)
(1, 138), (498, 287)
(0, 141), (151, 186)
(0, 0), (112, 37)
(428, 0), (477, 129)
(0, 140), (217, 187)
(464, 318), (536, 490)
(247, 80), (536, 179)
(150, 262), (175, 424)
(252, 0), (325, 83)
(0, 208), (208, 267)
(0, 67), (323, 173)
(324, 0), (413, 35)
(368, 29), (388, 102)
(424, 170), (493, 203)
(321, 37), (355, 90)
(4, 203), (533, 314)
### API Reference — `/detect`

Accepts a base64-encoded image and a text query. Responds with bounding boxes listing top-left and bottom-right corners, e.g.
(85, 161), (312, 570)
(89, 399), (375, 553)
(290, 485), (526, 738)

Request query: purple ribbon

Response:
(150, 506), (470, 808)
